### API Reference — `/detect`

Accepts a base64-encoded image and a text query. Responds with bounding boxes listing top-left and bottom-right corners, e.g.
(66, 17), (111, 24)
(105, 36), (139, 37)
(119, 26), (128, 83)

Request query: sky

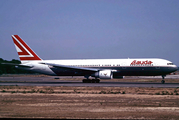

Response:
(0, 0), (179, 66)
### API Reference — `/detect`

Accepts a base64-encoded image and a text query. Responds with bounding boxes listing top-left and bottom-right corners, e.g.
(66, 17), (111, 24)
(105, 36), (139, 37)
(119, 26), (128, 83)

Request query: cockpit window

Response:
(167, 63), (174, 65)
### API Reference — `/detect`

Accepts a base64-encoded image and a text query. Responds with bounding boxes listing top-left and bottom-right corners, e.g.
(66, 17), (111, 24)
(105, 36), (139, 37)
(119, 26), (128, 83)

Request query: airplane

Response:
(10, 35), (178, 84)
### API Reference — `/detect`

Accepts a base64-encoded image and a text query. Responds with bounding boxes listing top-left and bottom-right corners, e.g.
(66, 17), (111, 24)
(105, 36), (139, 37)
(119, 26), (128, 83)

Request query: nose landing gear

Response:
(161, 75), (166, 84)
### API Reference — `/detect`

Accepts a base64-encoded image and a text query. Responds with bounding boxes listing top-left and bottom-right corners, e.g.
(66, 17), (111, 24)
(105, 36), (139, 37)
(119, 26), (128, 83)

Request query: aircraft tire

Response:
(96, 79), (100, 83)
(82, 79), (100, 83)
(92, 79), (95, 83)
(82, 79), (86, 83)
(161, 80), (165, 84)
(83, 79), (91, 83)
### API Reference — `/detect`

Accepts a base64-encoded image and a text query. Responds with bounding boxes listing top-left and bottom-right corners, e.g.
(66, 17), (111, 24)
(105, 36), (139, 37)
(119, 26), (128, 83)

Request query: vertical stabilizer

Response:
(12, 35), (42, 62)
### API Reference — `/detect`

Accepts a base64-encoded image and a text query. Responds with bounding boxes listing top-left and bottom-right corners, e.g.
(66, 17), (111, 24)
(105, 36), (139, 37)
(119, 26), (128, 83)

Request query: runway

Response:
(0, 75), (179, 88)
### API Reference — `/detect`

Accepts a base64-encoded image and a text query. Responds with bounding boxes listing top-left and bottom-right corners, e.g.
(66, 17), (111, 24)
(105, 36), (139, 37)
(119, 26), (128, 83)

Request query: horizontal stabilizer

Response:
(1, 63), (33, 68)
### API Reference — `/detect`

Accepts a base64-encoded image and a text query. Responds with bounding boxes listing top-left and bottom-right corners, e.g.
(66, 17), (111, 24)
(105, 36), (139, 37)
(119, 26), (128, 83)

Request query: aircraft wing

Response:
(42, 63), (99, 72)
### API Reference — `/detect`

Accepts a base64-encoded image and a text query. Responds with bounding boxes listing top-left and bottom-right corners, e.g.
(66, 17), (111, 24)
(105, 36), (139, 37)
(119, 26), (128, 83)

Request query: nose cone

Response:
(172, 65), (178, 72)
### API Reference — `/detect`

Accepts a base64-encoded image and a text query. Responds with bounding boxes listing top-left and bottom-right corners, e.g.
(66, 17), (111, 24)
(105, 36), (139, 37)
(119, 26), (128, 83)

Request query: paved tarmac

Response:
(0, 75), (179, 88)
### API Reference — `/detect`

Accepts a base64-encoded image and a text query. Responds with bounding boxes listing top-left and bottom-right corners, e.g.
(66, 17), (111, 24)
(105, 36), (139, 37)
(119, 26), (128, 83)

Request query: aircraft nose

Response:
(168, 65), (178, 73)
(173, 65), (178, 72)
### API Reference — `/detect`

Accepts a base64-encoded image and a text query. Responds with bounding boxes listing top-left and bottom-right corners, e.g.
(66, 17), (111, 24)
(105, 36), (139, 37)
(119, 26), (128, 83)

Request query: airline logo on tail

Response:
(12, 35), (41, 61)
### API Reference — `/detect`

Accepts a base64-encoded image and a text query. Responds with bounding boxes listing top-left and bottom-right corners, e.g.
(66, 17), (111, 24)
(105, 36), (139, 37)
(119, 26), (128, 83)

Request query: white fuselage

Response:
(11, 35), (178, 83)
(20, 58), (178, 78)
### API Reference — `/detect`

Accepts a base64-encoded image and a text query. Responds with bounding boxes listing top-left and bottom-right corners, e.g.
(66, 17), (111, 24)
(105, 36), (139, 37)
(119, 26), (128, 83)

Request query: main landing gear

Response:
(82, 76), (100, 83)
(161, 75), (166, 84)
(82, 79), (100, 83)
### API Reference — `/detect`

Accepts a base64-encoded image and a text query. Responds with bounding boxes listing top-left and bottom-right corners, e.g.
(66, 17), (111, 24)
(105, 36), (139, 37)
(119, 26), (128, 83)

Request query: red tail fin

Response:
(12, 35), (42, 61)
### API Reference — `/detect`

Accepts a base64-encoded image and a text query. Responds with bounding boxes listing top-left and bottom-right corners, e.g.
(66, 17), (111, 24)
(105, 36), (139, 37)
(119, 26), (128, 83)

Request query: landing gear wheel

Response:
(161, 80), (165, 84)
(92, 79), (95, 83)
(82, 79), (86, 83)
(161, 75), (166, 84)
(83, 79), (89, 83)
(82, 79), (100, 83)
(96, 79), (100, 83)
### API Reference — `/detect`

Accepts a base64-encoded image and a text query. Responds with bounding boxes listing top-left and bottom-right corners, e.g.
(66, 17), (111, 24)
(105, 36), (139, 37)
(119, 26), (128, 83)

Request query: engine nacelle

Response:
(92, 70), (113, 79)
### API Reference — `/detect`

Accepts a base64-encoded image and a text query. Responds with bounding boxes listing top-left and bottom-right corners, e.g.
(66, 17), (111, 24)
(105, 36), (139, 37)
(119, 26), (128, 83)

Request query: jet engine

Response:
(91, 70), (113, 79)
